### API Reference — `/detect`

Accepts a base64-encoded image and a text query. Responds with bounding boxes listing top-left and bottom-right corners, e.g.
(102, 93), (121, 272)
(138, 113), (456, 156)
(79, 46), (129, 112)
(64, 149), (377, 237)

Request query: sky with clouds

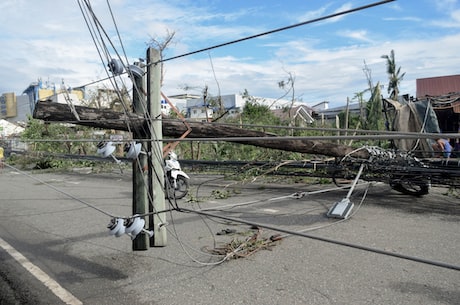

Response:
(0, 0), (459, 107)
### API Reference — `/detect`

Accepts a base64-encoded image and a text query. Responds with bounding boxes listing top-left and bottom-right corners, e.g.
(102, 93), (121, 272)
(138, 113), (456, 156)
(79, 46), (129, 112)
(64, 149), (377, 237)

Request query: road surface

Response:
(0, 167), (459, 304)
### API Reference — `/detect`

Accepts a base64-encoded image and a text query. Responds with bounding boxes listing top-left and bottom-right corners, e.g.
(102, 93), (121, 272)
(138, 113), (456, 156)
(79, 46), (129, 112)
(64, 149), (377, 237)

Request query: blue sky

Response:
(0, 0), (459, 107)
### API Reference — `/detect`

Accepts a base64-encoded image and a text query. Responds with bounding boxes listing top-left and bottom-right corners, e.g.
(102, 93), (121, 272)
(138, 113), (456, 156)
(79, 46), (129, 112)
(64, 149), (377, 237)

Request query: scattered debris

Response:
(216, 228), (237, 235)
(207, 228), (283, 259)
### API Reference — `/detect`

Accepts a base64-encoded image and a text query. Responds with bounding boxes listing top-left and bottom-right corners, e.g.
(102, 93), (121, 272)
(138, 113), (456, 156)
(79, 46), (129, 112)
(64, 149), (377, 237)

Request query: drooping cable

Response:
(179, 206), (460, 271)
(76, 0), (396, 88)
(150, 0), (396, 66)
(78, 0), (163, 210)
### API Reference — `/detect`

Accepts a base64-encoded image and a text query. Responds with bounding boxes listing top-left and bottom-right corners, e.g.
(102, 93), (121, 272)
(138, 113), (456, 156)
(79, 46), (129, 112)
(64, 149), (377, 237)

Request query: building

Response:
(161, 94), (200, 116)
(10, 79), (86, 123)
(271, 105), (315, 126)
(416, 74), (460, 98)
(315, 102), (364, 121)
(425, 92), (460, 133)
(5, 79), (189, 122)
(310, 101), (329, 112)
(416, 74), (460, 133)
(167, 94), (199, 114)
(185, 93), (308, 121)
(0, 91), (37, 123)
(0, 93), (17, 119)
(22, 79), (84, 113)
(186, 94), (243, 121)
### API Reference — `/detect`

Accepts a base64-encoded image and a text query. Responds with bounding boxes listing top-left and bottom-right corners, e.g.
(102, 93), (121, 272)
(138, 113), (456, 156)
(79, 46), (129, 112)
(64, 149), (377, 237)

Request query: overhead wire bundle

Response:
(9, 0), (460, 269)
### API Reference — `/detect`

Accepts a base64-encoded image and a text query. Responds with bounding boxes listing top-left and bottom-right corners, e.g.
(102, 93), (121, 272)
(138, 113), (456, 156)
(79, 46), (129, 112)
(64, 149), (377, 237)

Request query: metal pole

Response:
(345, 163), (365, 199)
(147, 47), (167, 246)
(132, 62), (149, 251)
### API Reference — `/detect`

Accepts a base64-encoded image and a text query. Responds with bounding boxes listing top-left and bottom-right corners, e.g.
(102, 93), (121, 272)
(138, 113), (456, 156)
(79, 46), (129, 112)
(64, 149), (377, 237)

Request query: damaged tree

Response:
(32, 100), (370, 159)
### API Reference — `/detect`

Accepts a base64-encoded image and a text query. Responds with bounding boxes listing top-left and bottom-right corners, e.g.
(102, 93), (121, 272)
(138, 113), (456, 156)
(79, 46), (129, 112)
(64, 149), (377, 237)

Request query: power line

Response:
(17, 132), (460, 143)
(179, 207), (460, 271)
(161, 133), (460, 142)
(77, 0), (395, 87)
(152, 0), (395, 65)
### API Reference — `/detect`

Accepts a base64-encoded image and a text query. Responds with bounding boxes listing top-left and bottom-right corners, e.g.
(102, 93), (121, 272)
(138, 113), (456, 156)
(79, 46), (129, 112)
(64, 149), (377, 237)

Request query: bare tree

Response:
(277, 70), (297, 130)
(278, 71), (296, 114)
(83, 84), (130, 111)
(146, 29), (176, 86)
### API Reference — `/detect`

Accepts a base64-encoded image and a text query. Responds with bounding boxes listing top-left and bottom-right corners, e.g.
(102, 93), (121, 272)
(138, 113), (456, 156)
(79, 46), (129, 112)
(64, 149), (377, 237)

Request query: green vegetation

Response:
(14, 50), (405, 173)
(21, 116), (95, 155)
(174, 89), (327, 162)
(12, 116), (110, 171)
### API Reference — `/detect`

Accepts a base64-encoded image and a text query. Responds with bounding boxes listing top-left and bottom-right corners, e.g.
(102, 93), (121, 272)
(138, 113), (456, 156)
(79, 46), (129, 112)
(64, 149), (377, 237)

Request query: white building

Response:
(185, 94), (307, 121)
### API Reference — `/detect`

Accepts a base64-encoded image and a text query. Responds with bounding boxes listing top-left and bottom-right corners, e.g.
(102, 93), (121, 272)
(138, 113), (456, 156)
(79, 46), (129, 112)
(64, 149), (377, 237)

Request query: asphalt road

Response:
(0, 167), (459, 305)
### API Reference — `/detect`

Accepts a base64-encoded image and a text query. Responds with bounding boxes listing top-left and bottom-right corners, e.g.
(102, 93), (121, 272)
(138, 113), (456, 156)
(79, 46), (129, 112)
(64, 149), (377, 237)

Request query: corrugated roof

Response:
(416, 74), (460, 98)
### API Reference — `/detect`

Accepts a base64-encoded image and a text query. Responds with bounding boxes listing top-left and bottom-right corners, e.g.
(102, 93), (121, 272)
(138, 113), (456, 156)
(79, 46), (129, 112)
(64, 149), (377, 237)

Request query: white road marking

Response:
(0, 237), (83, 305)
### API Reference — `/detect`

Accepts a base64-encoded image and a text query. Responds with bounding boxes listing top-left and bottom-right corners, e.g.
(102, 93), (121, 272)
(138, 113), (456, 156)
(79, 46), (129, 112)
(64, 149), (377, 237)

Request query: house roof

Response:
(271, 105), (314, 123)
(416, 74), (460, 98)
(315, 103), (362, 119)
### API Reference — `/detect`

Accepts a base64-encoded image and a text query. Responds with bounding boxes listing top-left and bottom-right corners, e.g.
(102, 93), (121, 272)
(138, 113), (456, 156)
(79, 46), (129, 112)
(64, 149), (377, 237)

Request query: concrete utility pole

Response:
(132, 62), (149, 251)
(147, 47), (167, 246)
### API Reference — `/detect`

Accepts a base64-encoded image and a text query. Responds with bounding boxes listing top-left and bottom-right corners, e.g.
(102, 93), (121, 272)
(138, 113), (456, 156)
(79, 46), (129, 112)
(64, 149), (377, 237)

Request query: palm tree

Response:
(381, 50), (406, 100)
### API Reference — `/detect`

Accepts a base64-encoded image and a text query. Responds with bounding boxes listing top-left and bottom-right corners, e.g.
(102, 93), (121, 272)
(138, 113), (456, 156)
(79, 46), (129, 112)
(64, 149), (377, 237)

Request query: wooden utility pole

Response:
(131, 62), (149, 251)
(147, 48), (167, 247)
(32, 102), (371, 159)
(33, 101), (369, 159)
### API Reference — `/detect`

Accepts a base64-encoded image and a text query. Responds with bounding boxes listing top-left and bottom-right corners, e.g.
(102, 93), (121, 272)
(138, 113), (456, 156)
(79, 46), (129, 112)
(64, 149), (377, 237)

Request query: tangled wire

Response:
(205, 228), (283, 259)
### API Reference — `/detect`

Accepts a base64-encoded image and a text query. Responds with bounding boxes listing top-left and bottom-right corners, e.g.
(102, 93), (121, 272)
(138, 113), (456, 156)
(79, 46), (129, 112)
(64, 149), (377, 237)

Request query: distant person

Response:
(432, 138), (452, 158)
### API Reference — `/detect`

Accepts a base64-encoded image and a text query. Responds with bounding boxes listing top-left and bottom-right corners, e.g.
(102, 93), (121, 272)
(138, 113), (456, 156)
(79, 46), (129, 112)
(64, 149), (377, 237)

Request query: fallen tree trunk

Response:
(33, 101), (369, 158)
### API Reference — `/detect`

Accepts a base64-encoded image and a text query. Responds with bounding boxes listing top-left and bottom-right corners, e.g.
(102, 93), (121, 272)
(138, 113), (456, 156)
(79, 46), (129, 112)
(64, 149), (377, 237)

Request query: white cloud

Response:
(337, 30), (372, 43)
(433, 0), (457, 11)
(431, 9), (460, 27)
(1, 0), (460, 110)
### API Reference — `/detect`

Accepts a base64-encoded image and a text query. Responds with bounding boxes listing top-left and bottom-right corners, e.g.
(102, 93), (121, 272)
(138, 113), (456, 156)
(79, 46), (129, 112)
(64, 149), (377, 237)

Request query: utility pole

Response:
(147, 47), (167, 246)
(132, 61), (149, 251)
(34, 102), (372, 159)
